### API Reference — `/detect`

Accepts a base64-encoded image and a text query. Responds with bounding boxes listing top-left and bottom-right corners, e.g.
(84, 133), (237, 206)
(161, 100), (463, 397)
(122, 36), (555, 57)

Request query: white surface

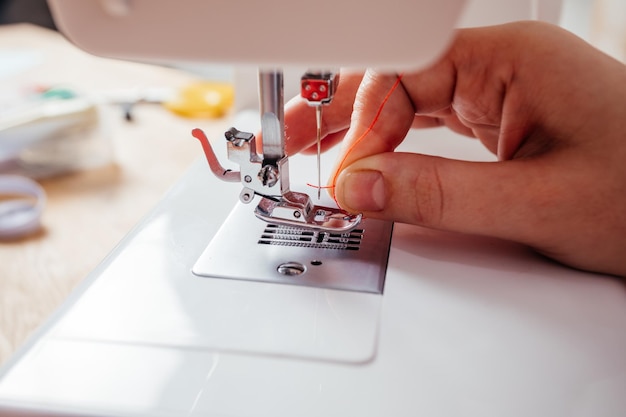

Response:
(52, 246), (383, 363)
(47, 0), (465, 70)
(459, 0), (562, 26)
(0, 50), (41, 80)
(0, 128), (625, 417)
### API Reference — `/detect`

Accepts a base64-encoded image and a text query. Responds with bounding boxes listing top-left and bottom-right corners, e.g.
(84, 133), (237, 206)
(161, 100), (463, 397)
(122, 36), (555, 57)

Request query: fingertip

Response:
(335, 169), (387, 213)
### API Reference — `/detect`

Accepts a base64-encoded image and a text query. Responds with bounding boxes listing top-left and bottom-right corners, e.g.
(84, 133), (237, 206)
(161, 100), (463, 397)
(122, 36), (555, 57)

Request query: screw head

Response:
(277, 262), (306, 276)
(258, 165), (279, 188)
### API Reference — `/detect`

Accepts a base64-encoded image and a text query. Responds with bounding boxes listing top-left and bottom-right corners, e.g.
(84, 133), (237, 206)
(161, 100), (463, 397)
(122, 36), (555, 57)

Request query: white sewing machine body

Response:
(1, 0), (626, 416)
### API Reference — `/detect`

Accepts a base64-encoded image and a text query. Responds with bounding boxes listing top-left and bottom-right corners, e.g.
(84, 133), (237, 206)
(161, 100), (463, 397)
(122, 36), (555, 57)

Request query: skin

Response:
(280, 21), (626, 277)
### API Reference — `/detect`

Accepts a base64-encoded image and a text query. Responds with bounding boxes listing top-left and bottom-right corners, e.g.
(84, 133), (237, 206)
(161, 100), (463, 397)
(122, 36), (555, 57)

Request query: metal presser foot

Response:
(191, 127), (362, 233)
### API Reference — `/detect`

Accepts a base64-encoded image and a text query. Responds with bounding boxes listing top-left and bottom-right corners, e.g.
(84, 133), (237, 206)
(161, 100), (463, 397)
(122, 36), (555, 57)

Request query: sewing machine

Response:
(1, 0), (626, 416)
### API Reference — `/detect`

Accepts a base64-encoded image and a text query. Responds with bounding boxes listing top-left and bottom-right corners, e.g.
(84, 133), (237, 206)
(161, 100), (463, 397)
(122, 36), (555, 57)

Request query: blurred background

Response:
(0, 0), (56, 30)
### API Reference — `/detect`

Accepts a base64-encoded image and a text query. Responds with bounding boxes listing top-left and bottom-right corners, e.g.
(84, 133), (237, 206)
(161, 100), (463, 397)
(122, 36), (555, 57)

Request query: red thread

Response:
(306, 183), (335, 189)
(325, 73), (404, 205)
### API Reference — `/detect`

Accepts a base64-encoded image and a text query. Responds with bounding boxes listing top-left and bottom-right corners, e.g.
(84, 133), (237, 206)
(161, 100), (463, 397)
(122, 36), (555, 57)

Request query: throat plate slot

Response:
(258, 224), (364, 251)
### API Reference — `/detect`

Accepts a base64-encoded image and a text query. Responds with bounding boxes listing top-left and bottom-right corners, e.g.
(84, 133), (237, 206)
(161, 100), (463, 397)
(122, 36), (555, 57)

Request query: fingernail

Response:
(340, 170), (386, 212)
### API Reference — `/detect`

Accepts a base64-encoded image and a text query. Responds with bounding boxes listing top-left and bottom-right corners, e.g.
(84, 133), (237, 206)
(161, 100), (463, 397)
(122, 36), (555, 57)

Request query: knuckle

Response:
(411, 160), (445, 227)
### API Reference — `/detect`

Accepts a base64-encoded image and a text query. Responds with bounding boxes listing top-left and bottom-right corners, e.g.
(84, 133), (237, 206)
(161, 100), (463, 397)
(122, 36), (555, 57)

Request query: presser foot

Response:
(255, 191), (362, 233)
(192, 127), (362, 233)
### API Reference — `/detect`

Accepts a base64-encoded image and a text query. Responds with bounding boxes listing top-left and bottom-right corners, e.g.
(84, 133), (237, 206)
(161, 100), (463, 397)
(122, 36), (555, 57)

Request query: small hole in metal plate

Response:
(277, 261), (306, 276)
(311, 260), (323, 266)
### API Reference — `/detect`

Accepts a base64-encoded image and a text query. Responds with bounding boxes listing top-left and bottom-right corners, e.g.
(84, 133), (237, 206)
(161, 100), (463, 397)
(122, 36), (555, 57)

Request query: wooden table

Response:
(0, 24), (232, 365)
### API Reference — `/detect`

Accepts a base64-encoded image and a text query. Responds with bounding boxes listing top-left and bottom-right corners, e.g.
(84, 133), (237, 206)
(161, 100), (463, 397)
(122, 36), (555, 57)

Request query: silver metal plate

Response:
(193, 202), (393, 294)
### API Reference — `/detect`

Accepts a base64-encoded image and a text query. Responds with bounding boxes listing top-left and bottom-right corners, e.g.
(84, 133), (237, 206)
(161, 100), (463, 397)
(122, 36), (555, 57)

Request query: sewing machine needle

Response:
(301, 71), (338, 200)
(315, 105), (322, 200)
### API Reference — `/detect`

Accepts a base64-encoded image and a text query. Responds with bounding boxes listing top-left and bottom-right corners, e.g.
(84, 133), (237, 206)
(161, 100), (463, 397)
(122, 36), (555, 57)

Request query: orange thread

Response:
(324, 73), (404, 205)
(306, 183), (335, 189)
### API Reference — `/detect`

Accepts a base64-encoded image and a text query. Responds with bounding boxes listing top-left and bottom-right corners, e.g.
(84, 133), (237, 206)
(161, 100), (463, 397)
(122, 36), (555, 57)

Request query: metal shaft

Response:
(315, 105), (322, 200)
(258, 69), (285, 165)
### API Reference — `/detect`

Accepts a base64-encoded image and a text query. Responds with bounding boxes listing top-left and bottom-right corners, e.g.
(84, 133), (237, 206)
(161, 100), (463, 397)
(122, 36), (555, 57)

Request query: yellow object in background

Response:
(164, 81), (234, 119)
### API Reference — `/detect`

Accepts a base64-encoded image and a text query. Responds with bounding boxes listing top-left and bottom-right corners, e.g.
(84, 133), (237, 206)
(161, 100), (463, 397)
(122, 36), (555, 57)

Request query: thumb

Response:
(334, 152), (543, 243)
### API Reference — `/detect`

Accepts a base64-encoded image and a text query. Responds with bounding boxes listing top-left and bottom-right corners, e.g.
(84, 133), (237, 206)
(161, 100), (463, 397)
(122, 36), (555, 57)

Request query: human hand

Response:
(283, 21), (626, 277)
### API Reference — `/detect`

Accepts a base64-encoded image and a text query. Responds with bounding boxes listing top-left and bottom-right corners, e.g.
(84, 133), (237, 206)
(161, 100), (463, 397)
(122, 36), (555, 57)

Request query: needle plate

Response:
(193, 202), (393, 294)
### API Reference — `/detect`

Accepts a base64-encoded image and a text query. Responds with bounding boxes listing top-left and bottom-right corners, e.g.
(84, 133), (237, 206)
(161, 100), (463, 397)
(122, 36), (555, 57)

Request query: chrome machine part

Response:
(259, 70), (285, 166)
(191, 71), (361, 232)
(255, 192), (362, 233)
(193, 202), (392, 294)
(193, 126), (361, 232)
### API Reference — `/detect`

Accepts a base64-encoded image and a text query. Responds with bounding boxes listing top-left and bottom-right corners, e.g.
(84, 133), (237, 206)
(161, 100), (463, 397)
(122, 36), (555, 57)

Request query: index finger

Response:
(328, 70), (418, 187)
